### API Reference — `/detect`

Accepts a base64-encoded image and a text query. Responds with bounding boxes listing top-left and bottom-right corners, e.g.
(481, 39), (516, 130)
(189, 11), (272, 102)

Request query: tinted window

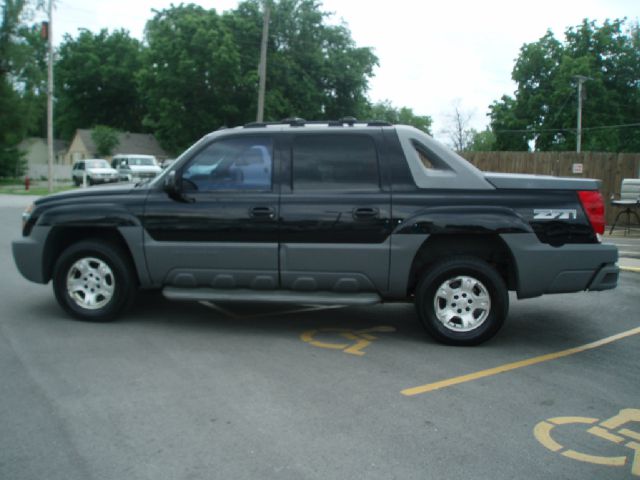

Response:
(292, 135), (379, 191)
(182, 136), (273, 192)
(412, 140), (451, 171)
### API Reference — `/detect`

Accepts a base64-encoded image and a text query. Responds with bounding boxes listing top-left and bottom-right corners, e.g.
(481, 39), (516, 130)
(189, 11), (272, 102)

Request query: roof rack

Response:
(339, 116), (357, 126)
(242, 118), (393, 128)
(281, 117), (306, 126)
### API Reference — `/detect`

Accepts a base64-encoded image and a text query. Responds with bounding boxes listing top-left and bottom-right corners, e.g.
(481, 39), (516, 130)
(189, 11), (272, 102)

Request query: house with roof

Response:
(65, 129), (169, 164)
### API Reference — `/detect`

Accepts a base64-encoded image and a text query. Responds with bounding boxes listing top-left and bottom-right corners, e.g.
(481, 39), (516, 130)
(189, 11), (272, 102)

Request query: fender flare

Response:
(37, 204), (151, 287)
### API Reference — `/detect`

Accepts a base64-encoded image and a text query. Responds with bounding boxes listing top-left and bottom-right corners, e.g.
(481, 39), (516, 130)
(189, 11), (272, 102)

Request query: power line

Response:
(494, 122), (640, 134)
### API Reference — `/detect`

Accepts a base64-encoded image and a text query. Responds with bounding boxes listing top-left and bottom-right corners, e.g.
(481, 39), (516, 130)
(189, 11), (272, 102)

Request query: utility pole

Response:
(575, 75), (591, 153)
(256, 0), (270, 122)
(46, 0), (54, 192)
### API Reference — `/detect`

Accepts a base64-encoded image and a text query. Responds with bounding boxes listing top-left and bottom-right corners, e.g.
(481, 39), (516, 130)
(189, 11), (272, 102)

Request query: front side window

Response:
(182, 136), (273, 192)
(292, 134), (380, 191)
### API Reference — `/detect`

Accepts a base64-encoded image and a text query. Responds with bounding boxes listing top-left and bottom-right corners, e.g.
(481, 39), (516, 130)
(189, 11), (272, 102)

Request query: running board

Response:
(162, 287), (381, 305)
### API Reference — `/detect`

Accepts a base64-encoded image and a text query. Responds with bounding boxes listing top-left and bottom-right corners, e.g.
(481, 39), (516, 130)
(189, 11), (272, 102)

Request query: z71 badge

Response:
(533, 209), (577, 220)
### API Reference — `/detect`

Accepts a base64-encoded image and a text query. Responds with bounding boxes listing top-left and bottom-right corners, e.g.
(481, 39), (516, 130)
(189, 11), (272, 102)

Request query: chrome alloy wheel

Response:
(66, 257), (115, 310)
(433, 275), (491, 332)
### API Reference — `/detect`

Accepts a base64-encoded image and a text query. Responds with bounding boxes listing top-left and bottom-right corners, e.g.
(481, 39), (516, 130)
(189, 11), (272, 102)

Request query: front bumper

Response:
(501, 233), (619, 299)
(90, 176), (120, 184)
(12, 226), (51, 284)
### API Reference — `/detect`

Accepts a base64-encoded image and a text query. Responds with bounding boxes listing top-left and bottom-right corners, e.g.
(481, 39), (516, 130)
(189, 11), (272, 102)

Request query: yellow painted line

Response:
(628, 441), (640, 476)
(620, 429), (640, 442)
(401, 325), (640, 397)
(587, 426), (626, 444)
(533, 422), (563, 452)
(562, 449), (627, 467)
(621, 266), (640, 273)
(549, 416), (597, 426)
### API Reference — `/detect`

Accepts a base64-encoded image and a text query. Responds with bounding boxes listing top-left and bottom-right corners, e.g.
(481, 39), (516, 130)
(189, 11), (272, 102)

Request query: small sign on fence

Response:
(572, 163), (584, 174)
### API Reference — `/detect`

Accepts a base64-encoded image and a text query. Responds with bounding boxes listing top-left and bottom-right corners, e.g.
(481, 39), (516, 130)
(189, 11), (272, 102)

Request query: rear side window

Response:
(292, 134), (380, 191)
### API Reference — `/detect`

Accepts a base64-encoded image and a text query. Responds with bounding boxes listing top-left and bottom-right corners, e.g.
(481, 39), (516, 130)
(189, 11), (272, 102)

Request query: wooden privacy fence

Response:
(461, 151), (640, 226)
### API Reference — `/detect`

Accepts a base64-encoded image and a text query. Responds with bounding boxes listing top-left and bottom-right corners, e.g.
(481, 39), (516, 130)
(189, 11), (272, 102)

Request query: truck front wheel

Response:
(52, 240), (136, 321)
(415, 256), (508, 346)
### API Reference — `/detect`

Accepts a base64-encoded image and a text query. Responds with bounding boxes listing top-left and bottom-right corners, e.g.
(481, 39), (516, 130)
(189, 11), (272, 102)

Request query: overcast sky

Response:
(49, 0), (638, 138)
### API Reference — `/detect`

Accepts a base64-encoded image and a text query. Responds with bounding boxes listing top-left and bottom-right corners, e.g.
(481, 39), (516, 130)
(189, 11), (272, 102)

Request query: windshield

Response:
(128, 157), (157, 166)
(86, 160), (110, 169)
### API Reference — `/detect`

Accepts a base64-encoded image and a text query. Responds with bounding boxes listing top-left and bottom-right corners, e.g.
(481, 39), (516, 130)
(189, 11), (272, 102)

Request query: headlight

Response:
(22, 203), (34, 230)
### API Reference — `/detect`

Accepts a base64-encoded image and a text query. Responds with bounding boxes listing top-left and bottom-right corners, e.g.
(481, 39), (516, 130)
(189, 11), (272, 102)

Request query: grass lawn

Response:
(0, 183), (75, 196)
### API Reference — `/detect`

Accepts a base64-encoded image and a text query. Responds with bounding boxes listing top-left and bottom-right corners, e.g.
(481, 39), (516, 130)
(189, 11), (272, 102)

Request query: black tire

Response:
(73, 177), (80, 186)
(415, 256), (508, 346)
(52, 240), (136, 321)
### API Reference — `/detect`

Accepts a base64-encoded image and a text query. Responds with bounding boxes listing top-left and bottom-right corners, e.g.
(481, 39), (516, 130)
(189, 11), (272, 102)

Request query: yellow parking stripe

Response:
(401, 326), (640, 396)
(620, 266), (640, 273)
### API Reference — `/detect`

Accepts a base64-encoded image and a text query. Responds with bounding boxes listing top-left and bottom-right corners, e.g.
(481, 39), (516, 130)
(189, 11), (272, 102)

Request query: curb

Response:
(620, 266), (640, 273)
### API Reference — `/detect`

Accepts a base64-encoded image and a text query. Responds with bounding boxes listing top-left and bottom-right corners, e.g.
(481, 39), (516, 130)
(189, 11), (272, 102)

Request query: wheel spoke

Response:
(72, 258), (90, 276)
(67, 278), (86, 292)
(437, 283), (455, 300)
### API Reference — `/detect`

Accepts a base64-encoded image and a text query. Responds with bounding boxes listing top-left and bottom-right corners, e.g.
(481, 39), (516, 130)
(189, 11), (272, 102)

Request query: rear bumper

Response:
(501, 233), (619, 299)
(587, 263), (619, 291)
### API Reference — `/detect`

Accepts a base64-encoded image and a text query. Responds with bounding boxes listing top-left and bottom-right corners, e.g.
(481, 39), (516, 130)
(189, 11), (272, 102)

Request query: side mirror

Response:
(163, 170), (194, 203)
(120, 160), (127, 168)
(163, 170), (179, 194)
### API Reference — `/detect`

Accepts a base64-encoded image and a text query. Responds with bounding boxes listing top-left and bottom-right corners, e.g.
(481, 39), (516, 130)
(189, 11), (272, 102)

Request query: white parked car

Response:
(71, 159), (120, 186)
(111, 154), (162, 182)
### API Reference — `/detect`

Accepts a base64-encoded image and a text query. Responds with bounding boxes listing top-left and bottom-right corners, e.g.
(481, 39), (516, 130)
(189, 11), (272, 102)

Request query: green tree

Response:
(365, 100), (432, 134)
(489, 95), (530, 150)
(489, 19), (640, 152)
(138, 4), (239, 154)
(91, 125), (120, 157)
(0, 78), (27, 176)
(0, 0), (45, 176)
(265, 0), (377, 120)
(55, 29), (145, 140)
(138, 0), (379, 153)
(467, 128), (496, 151)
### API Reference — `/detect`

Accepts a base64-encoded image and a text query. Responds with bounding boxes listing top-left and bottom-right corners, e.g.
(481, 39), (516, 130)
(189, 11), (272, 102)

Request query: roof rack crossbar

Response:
(242, 117), (393, 128)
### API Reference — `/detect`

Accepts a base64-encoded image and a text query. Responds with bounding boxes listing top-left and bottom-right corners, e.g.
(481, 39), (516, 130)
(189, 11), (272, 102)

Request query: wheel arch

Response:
(406, 234), (517, 297)
(43, 226), (146, 286)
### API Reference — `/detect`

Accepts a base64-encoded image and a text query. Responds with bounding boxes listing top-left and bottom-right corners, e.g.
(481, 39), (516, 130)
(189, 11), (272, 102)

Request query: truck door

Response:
(278, 131), (392, 293)
(142, 134), (280, 289)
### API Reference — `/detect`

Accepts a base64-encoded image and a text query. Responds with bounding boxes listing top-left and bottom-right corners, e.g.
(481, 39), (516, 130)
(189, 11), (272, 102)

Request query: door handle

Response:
(249, 206), (276, 219)
(353, 207), (379, 219)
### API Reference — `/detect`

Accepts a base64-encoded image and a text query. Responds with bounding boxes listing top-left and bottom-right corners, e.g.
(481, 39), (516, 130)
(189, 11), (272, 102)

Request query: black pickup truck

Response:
(13, 120), (619, 345)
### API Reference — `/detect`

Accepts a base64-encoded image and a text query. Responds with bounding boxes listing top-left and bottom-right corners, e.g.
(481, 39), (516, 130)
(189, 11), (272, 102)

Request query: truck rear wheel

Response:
(415, 256), (508, 346)
(53, 240), (136, 321)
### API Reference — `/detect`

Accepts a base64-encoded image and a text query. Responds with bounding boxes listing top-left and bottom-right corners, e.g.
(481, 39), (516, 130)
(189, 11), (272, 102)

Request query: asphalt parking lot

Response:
(2, 196), (640, 480)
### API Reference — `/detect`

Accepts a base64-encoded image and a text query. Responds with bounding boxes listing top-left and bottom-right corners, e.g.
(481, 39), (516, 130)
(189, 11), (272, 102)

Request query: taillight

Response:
(578, 190), (605, 240)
